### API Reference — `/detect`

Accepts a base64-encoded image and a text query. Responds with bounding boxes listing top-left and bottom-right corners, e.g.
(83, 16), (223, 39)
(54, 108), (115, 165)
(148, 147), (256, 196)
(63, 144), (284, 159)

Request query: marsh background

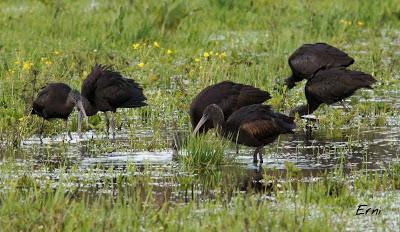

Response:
(0, 0), (399, 231)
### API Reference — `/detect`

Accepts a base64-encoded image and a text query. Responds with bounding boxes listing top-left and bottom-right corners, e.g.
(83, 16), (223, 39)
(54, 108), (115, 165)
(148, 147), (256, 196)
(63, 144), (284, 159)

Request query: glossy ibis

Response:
(193, 104), (295, 163)
(290, 68), (376, 116)
(190, 81), (271, 134)
(31, 83), (89, 142)
(285, 43), (354, 89)
(81, 64), (147, 139)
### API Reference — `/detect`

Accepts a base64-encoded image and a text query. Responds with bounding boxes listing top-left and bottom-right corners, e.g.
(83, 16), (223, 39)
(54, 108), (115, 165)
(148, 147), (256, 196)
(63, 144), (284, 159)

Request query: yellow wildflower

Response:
(8, 69), (15, 74)
(203, 52), (210, 59)
(215, 52), (219, 56)
(14, 60), (20, 65)
(219, 52), (226, 59)
(45, 60), (53, 65)
(210, 51), (214, 56)
(149, 74), (159, 82)
(22, 61), (33, 71)
(167, 49), (173, 55)
(357, 21), (364, 27)
(54, 50), (61, 55)
(346, 20), (352, 25)
(195, 58), (201, 62)
(132, 43), (141, 49)
(153, 42), (160, 48)
(137, 62), (145, 68)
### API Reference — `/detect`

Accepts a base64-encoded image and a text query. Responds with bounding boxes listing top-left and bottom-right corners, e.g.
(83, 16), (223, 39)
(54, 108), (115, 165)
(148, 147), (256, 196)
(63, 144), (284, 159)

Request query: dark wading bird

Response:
(31, 83), (89, 142)
(189, 81), (271, 134)
(80, 64), (147, 139)
(193, 104), (295, 163)
(290, 68), (376, 117)
(285, 43), (354, 89)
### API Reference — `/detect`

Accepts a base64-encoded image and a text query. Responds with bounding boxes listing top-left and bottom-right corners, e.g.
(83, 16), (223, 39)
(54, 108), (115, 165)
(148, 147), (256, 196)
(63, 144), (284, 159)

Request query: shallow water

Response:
(0, 82), (395, 196)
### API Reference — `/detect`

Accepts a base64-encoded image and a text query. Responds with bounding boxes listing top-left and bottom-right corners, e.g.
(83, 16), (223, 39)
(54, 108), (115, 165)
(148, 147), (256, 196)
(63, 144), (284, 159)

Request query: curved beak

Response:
(193, 115), (208, 135)
(76, 100), (89, 128)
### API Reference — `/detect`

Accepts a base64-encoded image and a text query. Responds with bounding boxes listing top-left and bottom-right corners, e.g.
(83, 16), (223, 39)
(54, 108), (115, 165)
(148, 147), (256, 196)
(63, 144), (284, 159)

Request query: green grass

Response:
(0, 161), (399, 231)
(0, 0), (399, 230)
(0, 0), (398, 145)
(177, 133), (231, 169)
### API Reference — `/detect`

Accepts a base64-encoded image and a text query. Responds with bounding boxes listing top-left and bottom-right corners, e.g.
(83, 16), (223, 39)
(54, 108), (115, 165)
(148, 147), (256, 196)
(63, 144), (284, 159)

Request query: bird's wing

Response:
(289, 48), (323, 77)
(306, 68), (376, 104)
(315, 43), (354, 68)
(289, 43), (354, 78)
(216, 82), (270, 116)
(82, 64), (105, 101)
(189, 81), (270, 128)
(227, 105), (295, 143)
(97, 76), (146, 108)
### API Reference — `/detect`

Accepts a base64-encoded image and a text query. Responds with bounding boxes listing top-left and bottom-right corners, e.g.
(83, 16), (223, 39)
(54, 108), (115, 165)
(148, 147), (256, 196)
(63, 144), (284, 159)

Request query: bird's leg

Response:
(64, 119), (72, 141)
(258, 146), (264, 163)
(253, 147), (259, 163)
(39, 118), (45, 144)
(78, 110), (82, 138)
(305, 118), (312, 139)
(111, 112), (115, 141)
(103, 112), (110, 135)
(341, 100), (349, 112)
(236, 144), (239, 154)
(119, 112), (128, 130)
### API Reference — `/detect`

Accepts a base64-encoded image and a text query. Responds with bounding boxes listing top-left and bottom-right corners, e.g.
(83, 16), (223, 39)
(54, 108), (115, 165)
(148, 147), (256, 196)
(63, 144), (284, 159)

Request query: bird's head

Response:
(289, 104), (309, 117)
(284, 76), (296, 90)
(193, 104), (224, 135)
(68, 90), (89, 128)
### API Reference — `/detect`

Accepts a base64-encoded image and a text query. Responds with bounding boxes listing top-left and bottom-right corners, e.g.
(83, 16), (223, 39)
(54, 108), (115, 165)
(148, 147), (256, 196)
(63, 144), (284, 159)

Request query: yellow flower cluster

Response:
(340, 19), (364, 27)
(132, 41), (162, 50)
(22, 61), (33, 71)
(41, 57), (52, 66)
(339, 19), (352, 26)
(132, 43), (141, 49)
(199, 51), (227, 61)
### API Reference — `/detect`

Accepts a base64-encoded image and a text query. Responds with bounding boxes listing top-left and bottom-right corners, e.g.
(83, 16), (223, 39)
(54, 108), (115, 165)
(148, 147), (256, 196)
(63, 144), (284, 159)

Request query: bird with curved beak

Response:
(32, 83), (89, 143)
(189, 81), (271, 135)
(193, 104), (295, 164)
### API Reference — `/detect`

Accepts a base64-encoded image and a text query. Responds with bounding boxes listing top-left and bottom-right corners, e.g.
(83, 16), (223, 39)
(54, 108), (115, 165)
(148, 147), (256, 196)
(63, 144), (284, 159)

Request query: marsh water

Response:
(2, 89), (397, 201)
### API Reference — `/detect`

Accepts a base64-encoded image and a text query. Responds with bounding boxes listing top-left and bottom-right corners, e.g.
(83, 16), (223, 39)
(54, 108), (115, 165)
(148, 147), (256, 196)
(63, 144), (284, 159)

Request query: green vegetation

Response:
(0, 162), (399, 231)
(177, 133), (231, 169)
(0, 0), (399, 231)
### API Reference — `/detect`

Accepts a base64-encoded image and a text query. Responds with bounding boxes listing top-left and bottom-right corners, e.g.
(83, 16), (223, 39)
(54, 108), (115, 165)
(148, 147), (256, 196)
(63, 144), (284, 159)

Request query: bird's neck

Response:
(81, 97), (98, 116)
(211, 117), (226, 135)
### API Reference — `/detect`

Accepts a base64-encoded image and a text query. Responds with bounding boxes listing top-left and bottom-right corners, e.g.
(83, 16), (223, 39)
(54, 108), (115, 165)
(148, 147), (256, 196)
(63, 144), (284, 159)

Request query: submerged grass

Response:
(177, 133), (231, 169)
(0, 161), (399, 231)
